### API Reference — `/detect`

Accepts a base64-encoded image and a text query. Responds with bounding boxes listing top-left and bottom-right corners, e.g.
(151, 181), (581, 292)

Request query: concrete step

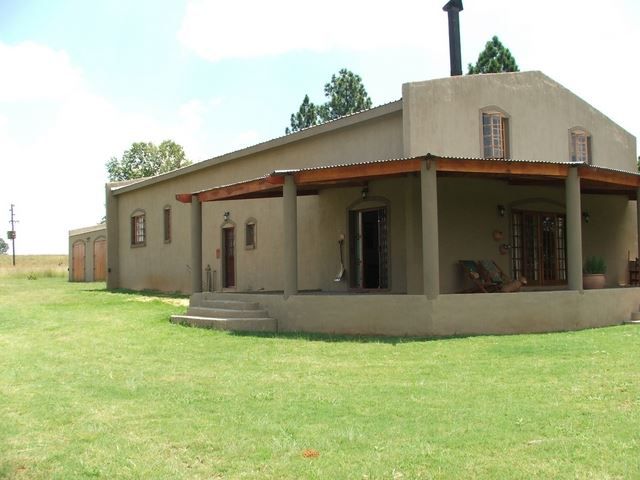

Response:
(170, 315), (276, 332)
(200, 299), (260, 310)
(630, 311), (640, 321)
(187, 306), (269, 319)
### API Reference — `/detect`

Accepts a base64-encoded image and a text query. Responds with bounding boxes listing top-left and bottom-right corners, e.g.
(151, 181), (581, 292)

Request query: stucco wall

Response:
(112, 110), (404, 292)
(202, 287), (639, 337)
(403, 71), (637, 171)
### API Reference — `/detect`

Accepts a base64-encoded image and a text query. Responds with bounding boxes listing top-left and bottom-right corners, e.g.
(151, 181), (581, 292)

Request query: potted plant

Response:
(583, 256), (606, 289)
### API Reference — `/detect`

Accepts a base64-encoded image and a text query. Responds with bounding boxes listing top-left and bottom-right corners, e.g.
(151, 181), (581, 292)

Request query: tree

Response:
(0, 238), (8, 255)
(468, 36), (519, 74)
(285, 95), (320, 135)
(286, 68), (372, 134)
(106, 140), (191, 181)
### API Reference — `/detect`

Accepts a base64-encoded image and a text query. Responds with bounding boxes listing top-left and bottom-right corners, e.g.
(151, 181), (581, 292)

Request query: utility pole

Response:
(8, 204), (17, 266)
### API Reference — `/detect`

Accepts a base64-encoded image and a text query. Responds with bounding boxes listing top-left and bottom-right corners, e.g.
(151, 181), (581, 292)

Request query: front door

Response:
(349, 207), (389, 289)
(222, 227), (235, 288)
(72, 241), (85, 282)
(512, 210), (567, 286)
(93, 238), (106, 281)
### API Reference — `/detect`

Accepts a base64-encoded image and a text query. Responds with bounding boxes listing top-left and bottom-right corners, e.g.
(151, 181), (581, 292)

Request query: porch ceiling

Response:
(176, 155), (640, 203)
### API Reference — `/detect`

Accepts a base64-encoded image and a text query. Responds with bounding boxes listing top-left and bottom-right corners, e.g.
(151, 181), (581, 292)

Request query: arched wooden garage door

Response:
(72, 241), (85, 282)
(93, 238), (107, 281)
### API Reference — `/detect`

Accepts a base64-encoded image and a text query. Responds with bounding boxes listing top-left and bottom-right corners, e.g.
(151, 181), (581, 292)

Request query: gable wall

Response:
(403, 71), (636, 171)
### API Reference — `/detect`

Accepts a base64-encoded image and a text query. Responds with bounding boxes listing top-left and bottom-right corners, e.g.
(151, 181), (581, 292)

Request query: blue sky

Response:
(1, 0), (639, 254)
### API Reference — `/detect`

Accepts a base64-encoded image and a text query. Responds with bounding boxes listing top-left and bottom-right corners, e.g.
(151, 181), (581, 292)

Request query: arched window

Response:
(569, 127), (592, 164)
(480, 107), (510, 159)
(245, 218), (257, 249)
(130, 209), (146, 247)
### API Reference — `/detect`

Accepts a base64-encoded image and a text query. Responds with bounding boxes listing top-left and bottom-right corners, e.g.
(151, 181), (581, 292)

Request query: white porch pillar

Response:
(565, 168), (583, 291)
(283, 175), (298, 298)
(191, 195), (203, 293)
(421, 159), (440, 299)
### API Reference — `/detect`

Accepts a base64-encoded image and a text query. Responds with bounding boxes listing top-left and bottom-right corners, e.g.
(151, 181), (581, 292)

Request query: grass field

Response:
(1, 276), (639, 479)
(0, 254), (67, 279)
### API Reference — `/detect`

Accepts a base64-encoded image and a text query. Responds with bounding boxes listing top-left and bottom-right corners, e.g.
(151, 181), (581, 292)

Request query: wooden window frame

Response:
(131, 210), (146, 247)
(245, 218), (257, 250)
(569, 128), (592, 164)
(481, 108), (510, 159)
(163, 206), (171, 244)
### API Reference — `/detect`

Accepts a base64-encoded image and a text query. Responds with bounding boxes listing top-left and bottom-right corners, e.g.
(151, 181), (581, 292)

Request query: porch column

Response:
(421, 159), (440, 299)
(637, 188), (640, 259)
(191, 195), (203, 293)
(283, 175), (298, 298)
(565, 168), (583, 291)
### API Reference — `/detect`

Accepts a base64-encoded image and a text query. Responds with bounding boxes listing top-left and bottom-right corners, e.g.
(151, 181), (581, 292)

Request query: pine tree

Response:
(468, 36), (519, 74)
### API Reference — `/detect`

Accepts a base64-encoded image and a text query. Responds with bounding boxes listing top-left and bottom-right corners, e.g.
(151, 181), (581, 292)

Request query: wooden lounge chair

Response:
(460, 260), (502, 293)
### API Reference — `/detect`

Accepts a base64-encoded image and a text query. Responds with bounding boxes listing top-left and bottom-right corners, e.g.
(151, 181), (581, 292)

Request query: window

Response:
(131, 212), (146, 246)
(570, 129), (591, 164)
(482, 111), (509, 159)
(163, 207), (171, 243)
(245, 219), (256, 249)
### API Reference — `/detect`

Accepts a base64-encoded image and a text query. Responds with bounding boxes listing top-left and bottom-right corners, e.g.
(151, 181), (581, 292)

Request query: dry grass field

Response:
(0, 254), (68, 279)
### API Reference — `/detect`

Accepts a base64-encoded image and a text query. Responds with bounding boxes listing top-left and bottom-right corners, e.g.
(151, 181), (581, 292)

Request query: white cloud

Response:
(177, 0), (438, 61)
(0, 42), (222, 254)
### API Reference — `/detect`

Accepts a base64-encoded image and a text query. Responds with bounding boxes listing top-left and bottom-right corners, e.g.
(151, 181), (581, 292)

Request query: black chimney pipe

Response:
(443, 0), (464, 76)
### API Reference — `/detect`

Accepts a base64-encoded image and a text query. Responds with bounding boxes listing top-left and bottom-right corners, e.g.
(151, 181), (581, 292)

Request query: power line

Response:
(8, 204), (18, 266)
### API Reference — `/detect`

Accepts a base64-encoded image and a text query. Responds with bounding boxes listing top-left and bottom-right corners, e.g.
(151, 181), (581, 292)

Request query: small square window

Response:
(131, 213), (146, 246)
(245, 222), (256, 249)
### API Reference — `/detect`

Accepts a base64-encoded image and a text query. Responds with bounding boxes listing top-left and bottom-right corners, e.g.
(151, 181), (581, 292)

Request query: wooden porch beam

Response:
(578, 166), (640, 188)
(292, 159), (423, 185)
(436, 158), (569, 177)
(197, 177), (283, 203)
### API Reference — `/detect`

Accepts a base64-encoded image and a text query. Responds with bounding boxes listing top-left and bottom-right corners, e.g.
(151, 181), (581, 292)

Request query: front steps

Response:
(171, 293), (277, 332)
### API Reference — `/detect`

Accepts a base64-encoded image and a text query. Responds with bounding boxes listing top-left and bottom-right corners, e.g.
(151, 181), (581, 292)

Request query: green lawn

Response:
(1, 277), (639, 479)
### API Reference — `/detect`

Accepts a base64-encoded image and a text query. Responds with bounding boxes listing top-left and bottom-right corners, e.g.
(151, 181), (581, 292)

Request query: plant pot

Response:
(583, 273), (606, 289)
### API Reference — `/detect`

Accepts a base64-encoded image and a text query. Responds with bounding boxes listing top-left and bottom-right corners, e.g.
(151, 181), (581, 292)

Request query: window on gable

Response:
(482, 112), (509, 159)
(163, 207), (171, 243)
(131, 212), (146, 246)
(570, 130), (591, 164)
(245, 220), (256, 249)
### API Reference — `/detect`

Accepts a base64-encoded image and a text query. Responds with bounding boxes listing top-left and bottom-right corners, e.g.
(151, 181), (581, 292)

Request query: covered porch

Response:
(174, 155), (640, 335)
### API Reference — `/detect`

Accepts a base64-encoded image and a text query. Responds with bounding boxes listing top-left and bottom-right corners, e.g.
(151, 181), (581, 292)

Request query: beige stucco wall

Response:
(68, 224), (107, 282)
(111, 110), (404, 292)
(202, 287), (639, 336)
(403, 71), (637, 171)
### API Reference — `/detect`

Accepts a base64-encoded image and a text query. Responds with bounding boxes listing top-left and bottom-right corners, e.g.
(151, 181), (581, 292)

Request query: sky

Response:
(1, 0), (639, 254)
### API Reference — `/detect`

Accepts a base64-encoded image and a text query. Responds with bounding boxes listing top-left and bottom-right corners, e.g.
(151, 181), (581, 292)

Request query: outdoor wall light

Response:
(361, 187), (369, 200)
(223, 211), (230, 221)
(582, 211), (590, 223)
(497, 204), (506, 217)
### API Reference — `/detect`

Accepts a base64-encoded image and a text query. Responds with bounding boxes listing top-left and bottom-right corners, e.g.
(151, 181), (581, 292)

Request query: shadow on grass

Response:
(224, 329), (474, 345)
(85, 287), (190, 300)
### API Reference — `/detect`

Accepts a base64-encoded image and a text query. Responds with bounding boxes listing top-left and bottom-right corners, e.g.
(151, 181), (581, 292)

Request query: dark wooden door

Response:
(223, 227), (235, 288)
(72, 241), (85, 282)
(93, 239), (106, 281)
(349, 207), (389, 289)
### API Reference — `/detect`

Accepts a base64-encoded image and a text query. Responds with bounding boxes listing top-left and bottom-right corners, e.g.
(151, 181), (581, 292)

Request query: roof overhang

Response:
(176, 155), (640, 204)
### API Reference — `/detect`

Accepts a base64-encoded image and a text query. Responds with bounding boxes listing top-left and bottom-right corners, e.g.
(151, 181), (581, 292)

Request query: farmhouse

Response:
(103, 69), (640, 336)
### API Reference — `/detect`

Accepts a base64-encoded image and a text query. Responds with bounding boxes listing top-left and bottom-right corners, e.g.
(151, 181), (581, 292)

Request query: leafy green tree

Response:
(286, 69), (372, 133)
(106, 140), (191, 181)
(468, 36), (519, 74)
(285, 95), (320, 135)
(0, 238), (8, 255)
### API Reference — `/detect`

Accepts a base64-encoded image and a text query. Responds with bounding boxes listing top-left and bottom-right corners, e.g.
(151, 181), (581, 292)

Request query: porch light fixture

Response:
(497, 204), (506, 217)
(582, 211), (590, 223)
(223, 211), (230, 221)
(361, 187), (369, 200)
